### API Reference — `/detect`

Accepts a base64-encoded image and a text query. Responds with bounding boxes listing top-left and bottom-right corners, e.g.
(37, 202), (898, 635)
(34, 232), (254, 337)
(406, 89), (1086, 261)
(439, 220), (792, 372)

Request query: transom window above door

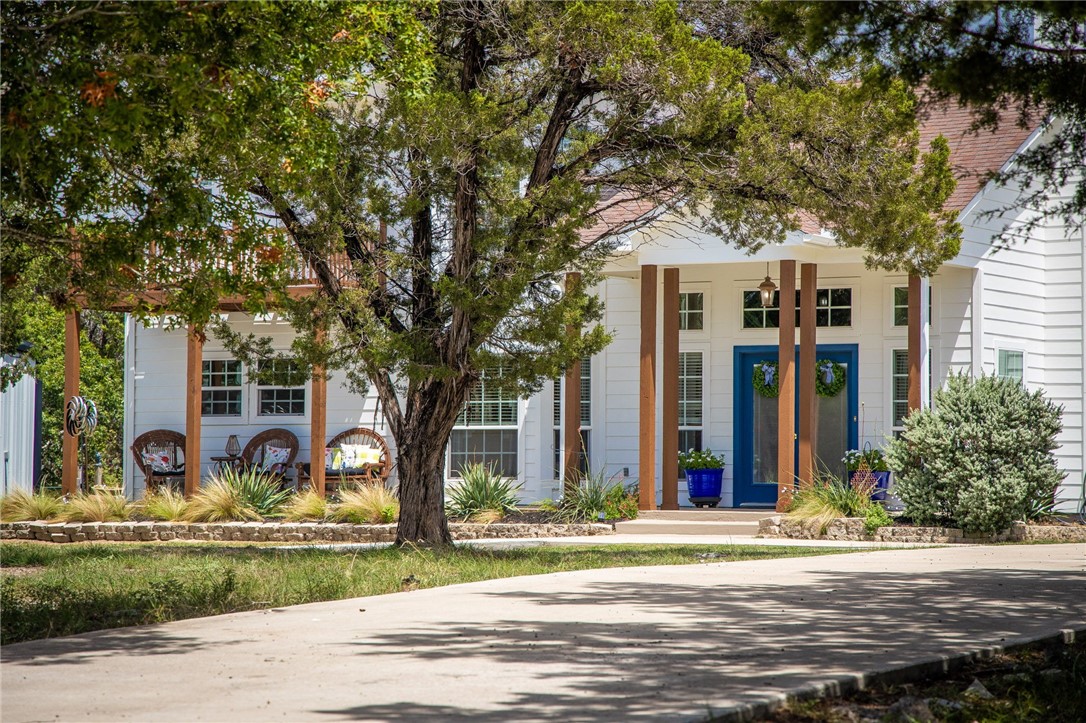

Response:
(742, 288), (852, 329)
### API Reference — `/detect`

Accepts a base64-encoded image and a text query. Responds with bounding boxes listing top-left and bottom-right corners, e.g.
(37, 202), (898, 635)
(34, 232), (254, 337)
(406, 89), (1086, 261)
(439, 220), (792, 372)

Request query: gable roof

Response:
(917, 101), (1038, 212)
(583, 102), (1040, 242)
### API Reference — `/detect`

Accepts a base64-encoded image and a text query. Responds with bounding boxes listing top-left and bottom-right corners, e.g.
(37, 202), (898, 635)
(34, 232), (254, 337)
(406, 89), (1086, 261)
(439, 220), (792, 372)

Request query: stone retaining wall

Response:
(757, 516), (1086, 544)
(0, 521), (613, 545)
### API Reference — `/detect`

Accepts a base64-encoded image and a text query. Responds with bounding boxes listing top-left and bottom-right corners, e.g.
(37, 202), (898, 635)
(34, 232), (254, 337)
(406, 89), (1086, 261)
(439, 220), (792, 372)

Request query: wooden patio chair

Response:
(296, 427), (392, 496)
(131, 429), (186, 494)
(241, 428), (300, 487)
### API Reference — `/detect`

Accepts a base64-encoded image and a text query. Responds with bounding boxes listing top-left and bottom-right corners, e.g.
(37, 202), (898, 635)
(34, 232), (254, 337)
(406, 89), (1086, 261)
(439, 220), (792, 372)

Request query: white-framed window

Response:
(891, 349), (909, 433)
(449, 366), (519, 478)
(255, 359), (306, 416)
(679, 292), (704, 331)
(892, 285), (933, 328)
(678, 351), (704, 476)
(552, 356), (591, 479)
(202, 359), (243, 417)
(742, 288), (852, 329)
(997, 349), (1025, 382)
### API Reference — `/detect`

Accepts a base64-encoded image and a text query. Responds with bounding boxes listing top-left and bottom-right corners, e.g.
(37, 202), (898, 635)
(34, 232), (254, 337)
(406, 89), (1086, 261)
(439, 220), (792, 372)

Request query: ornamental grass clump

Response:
(283, 489), (329, 521)
(788, 474), (872, 535)
(60, 492), (133, 523)
(140, 488), (189, 521)
(887, 373), (1065, 533)
(445, 463), (521, 521)
(184, 479), (261, 522)
(0, 490), (64, 522)
(330, 485), (399, 524)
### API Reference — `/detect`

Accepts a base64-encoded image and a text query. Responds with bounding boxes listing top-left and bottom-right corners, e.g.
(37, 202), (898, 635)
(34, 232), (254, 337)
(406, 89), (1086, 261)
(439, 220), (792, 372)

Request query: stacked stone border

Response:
(758, 516), (1086, 544)
(0, 521), (613, 544)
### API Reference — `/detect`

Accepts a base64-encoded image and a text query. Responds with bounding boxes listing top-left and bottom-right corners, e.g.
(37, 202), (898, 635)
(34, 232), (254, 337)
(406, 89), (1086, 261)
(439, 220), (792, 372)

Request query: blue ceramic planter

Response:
(850, 470), (891, 501)
(686, 468), (724, 507)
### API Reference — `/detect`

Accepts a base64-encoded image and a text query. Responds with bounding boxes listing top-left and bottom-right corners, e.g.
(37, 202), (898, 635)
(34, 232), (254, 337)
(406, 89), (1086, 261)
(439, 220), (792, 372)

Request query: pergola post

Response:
(776, 260), (796, 511)
(798, 263), (817, 487)
(62, 309), (80, 495)
(661, 268), (680, 510)
(908, 274), (921, 413)
(638, 264), (658, 510)
(184, 325), (204, 497)
(311, 324), (328, 496)
(562, 272), (583, 494)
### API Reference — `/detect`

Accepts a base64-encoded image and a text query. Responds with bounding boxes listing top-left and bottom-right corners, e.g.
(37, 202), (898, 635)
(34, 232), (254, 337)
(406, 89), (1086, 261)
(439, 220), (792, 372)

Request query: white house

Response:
(119, 105), (1085, 512)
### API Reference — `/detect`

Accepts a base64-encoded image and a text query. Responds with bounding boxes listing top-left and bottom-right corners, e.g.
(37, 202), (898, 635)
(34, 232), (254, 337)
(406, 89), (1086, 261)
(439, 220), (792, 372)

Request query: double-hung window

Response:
(202, 360), (243, 417)
(678, 351), (704, 475)
(997, 349), (1024, 382)
(553, 357), (591, 479)
(256, 359), (307, 416)
(449, 366), (519, 478)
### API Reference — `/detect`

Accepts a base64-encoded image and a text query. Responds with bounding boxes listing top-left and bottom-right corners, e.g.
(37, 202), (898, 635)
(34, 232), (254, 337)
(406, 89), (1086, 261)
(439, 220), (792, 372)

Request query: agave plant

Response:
(445, 463), (521, 521)
(553, 470), (637, 522)
(218, 465), (293, 518)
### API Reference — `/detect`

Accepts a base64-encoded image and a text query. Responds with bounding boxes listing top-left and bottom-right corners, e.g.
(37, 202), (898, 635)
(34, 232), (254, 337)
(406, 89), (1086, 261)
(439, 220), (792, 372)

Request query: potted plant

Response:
(678, 448), (726, 508)
(843, 447), (891, 501)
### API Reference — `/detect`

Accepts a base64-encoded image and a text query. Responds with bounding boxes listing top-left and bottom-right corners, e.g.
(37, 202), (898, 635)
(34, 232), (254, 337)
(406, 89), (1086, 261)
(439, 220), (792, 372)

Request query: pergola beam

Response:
(184, 325), (204, 497)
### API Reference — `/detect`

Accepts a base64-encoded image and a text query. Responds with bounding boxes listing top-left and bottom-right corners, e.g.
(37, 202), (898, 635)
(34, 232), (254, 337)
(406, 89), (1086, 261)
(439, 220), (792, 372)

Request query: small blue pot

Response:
(686, 468), (724, 507)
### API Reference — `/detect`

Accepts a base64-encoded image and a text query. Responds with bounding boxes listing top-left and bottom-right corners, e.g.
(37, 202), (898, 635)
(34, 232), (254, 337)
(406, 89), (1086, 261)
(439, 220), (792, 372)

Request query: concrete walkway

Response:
(2, 544), (1084, 722)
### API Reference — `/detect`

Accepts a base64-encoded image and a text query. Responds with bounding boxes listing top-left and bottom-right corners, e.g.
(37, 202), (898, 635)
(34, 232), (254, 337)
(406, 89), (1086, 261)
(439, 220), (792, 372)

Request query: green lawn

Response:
(1, 541), (856, 644)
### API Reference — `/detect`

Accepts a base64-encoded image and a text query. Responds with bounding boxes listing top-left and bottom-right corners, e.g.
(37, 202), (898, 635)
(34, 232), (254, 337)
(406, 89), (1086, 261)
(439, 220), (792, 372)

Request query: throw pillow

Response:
(262, 445), (290, 472)
(142, 452), (173, 474)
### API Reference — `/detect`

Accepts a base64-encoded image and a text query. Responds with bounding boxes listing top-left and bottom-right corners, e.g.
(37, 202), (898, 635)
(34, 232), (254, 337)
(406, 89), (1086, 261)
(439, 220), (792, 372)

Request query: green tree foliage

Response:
(0, 296), (125, 489)
(763, 1), (1086, 238)
(887, 374), (1065, 534)
(3, 1), (961, 544)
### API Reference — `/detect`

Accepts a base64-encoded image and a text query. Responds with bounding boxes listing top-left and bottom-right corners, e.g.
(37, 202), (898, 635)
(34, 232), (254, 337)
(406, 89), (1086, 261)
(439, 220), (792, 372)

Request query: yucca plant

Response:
(60, 491), (133, 523)
(330, 485), (399, 524)
(183, 479), (261, 522)
(283, 489), (329, 521)
(0, 490), (64, 522)
(223, 466), (293, 517)
(553, 470), (638, 522)
(141, 488), (189, 522)
(445, 463), (521, 521)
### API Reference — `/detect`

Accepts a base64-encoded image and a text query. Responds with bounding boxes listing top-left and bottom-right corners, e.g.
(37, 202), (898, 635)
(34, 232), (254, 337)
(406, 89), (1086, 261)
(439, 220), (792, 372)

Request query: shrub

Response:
(283, 490), (329, 521)
(445, 463), (521, 520)
(553, 471), (639, 522)
(863, 503), (893, 535)
(60, 492), (132, 523)
(184, 480), (261, 522)
(140, 489), (189, 521)
(0, 490), (64, 522)
(330, 485), (399, 524)
(887, 373), (1065, 533)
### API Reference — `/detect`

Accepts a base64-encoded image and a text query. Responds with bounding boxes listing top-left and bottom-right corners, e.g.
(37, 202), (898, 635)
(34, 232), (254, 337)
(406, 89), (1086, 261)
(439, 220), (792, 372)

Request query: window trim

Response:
(677, 284), (710, 339)
(447, 366), (522, 480)
(995, 347), (1026, 383)
(254, 359), (307, 417)
(677, 348), (706, 479)
(201, 358), (244, 420)
(740, 286), (854, 331)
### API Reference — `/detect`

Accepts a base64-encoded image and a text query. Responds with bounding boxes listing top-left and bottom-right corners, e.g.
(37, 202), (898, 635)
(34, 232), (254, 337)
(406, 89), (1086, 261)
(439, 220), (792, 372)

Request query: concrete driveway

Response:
(2, 543), (1084, 722)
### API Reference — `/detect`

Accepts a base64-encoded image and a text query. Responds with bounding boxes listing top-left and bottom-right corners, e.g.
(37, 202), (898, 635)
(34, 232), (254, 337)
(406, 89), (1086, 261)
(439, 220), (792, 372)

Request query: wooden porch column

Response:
(184, 325), (204, 497)
(661, 268), (679, 510)
(798, 263), (817, 487)
(311, 324), (328, 496)
(562, 272), (583, 493)
(638, 264), (658, 510)
(908, 274), (922, 412)
(62, 309), (80, 495)
(776, 260), (796, 511)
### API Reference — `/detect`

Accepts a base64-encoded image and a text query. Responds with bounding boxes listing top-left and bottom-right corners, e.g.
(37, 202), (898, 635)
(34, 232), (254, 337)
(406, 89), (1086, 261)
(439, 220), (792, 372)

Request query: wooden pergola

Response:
(62, 270), (342, 498)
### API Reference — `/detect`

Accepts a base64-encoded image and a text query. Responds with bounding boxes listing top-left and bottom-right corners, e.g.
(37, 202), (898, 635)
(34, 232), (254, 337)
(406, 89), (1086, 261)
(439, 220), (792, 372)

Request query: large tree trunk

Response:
(392, 378), (469, 546)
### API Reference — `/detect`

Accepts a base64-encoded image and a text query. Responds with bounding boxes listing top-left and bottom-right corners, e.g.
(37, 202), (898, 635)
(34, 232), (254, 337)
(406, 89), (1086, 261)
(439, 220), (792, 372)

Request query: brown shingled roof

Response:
(585, 102), (1039, 241)
(917, 101), (1038, 211)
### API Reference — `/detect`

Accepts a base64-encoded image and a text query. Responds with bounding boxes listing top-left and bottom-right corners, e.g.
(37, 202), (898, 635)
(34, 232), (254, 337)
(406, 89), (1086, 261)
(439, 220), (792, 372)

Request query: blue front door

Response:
(732, 345), (858, 506)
